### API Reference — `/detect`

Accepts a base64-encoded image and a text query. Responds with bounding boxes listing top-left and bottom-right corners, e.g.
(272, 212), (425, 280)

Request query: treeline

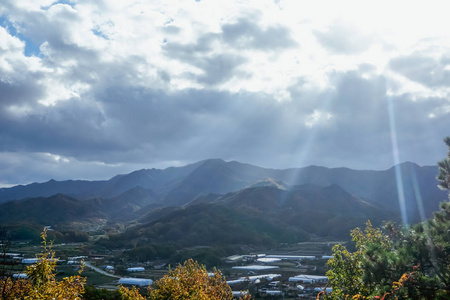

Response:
(2, 223), (89, 243)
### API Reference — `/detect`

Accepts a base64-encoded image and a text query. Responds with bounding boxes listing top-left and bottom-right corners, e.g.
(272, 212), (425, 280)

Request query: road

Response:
(84, 261), (121, 278)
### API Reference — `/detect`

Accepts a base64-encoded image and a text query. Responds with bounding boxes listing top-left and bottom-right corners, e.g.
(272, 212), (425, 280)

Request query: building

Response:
(127, 267), (145, 272)
(288, 274), (328, 283)
(119, 278), (152, 286)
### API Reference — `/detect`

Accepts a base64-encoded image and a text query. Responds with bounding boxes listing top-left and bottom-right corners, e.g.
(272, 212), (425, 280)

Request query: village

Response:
(2, 240), (337, 299)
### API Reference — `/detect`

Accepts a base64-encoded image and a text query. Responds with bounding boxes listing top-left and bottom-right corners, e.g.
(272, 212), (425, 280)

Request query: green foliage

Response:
(325, 136), (450, 300)
(437, 136), (450, 192)
(2, 223), (43, 241)
(326, 205), (450, 299)
(325, 221), (393, 299)
(62, 229), (90, 243)
(83, 285), (121, 300)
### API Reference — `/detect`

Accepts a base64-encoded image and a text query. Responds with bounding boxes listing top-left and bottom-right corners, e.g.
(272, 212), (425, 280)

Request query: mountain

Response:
(86, 186), (161, 221)
(0, 159), (446, 224)
(104, 183), (394, 251)
(112, 202), (310, 249)
(208, 183), (394, 237)
(0, 194), (105, 225)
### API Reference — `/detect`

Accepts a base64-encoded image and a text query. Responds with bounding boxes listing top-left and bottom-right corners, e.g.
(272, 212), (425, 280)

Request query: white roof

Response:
(289, 274), (328, 283)
(266, 255), (316, 260)
(257, 257), (281, 263)
(227, 273), (281, 285)
(13, 273), (28, 279)
(127, 267), (145, 271)
(119, 278), (153, 286)
(68, 256), (87, 260)
(21, 258), (38, 264)
(225, 255), (243, 261)
(232, 265), (279, 270)
(227, 278), (245, 285)
(247, 274), (281, 282)
(291, 274), (328, 280)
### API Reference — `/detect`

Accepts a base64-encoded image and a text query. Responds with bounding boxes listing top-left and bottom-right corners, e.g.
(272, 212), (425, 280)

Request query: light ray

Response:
(387, 96), (408, 225)
(410, 167), (427, 222)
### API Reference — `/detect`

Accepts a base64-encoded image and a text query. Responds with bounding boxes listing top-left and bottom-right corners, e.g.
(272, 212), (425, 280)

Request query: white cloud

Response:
(0, 0), (449, 185)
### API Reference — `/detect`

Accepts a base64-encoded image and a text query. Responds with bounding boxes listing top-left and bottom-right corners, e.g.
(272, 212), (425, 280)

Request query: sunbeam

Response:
(387, 96), (408, 225)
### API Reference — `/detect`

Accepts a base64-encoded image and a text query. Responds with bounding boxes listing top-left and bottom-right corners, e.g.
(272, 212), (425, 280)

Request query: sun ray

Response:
(387, 96), (408, 225)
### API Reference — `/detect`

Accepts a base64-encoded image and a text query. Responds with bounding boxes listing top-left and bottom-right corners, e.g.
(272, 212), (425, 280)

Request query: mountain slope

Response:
(116, 183), (396, 250)
(0, 194), (105, 225)
(116, 202), (310, 248)
(213, 184), (394, 237)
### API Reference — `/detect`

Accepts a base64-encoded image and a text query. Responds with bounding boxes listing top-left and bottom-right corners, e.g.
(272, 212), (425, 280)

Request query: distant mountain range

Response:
(0, 159), (447, 242)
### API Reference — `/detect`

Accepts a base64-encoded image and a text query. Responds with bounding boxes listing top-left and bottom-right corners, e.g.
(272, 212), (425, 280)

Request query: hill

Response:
(95, 183), (397, 253)
(0, 194), (105, 226)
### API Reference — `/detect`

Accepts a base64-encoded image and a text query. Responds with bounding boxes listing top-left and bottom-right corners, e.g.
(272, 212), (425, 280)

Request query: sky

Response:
(0, 0), (450, 186)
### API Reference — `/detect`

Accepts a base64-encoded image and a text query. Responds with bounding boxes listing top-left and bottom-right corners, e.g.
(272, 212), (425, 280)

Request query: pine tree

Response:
(325, 136), (450, 299)
(437, 136), (450, 192)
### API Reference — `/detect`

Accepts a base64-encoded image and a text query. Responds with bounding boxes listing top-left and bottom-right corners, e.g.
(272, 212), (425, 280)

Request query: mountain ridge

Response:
(0, 159), (446, 225)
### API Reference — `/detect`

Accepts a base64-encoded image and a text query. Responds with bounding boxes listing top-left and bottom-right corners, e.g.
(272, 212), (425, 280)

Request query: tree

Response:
(325, 221), (394, 299)
(149, 259), (234, 300)
(437, 136), (450, 192)
(120, 259), (251, 300)
(325, 136), (450, 299)
(0, 228), (86, 299)
(326, 212), (450, 299)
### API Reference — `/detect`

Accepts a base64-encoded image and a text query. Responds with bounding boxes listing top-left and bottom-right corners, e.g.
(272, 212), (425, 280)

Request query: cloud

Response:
(221, 17), (297, 50)
(0, 0), (449, 186)
(163, 36), (247, 86)
(162, 15), (296, 86)
(313, 20), (374, 54)
(390, 52), (450, 88)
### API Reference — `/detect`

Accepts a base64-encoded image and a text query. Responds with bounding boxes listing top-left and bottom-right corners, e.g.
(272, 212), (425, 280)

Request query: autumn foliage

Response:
(120, 258), (251, 300)
(0, 229), (85, 299)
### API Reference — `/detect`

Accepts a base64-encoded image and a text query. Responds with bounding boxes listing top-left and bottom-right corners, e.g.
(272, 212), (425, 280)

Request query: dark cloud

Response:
(0, 68), (449, 186)
(163, 34), (247, 86)
(286, 70), (449, 169)
(0, 77), (44, 105)
(196, 54), (246, 85)
(390, 53), (450, 87)
(162, 17), (296, 86)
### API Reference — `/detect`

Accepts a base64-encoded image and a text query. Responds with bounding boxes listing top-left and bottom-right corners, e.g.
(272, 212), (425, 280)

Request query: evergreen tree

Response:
(437, 136), (450, 192)
(325, 136), (450, 299)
